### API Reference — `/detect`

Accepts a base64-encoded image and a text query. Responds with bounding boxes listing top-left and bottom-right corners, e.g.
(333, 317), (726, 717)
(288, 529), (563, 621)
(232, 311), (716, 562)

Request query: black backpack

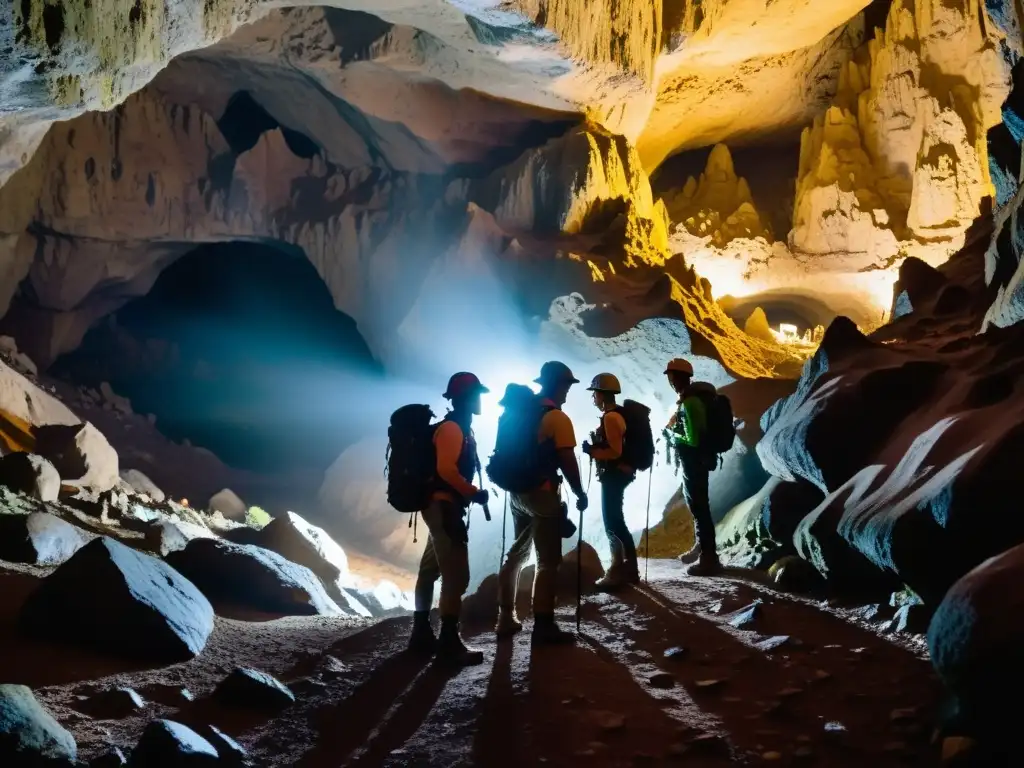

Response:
(689, 382), (736, 457)
(614, 400), (655, 471)
(385, 404), (438, 513)
(486, 385), (556, 493)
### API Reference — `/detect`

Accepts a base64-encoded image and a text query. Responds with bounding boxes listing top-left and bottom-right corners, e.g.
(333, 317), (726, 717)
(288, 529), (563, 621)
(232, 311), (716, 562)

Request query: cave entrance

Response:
(51, 241), (382, 473)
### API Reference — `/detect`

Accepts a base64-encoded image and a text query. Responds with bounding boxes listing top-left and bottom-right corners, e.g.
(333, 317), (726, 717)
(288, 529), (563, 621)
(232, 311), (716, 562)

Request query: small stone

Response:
(648, 672), (674, 689)
(688, 733), (729, 755)
(755, 635), (791, 652)
(762, 751), (782, 760)
(728, 601), (761, 628)
(214, 668), (295, 711)
(824, 721), (847, 733)
(663, 646), (688, 660)
(694, 679), (725, 689)
(77, 687), (146, 719)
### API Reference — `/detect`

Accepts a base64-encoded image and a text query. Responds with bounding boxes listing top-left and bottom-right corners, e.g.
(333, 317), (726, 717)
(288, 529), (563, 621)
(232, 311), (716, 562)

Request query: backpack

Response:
(486, 385), (556, 493)
(385, 404), (438, 513)
(614, 399), (655, 471)
(689, 382), (736, 457)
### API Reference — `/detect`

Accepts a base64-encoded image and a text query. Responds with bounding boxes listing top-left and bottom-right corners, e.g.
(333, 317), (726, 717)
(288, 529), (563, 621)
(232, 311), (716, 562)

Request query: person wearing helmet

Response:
(496, 360), (587, 645)
(410, 372), (491, 665)
(664, 358), (721, 576)
(581, 373), (639, 591)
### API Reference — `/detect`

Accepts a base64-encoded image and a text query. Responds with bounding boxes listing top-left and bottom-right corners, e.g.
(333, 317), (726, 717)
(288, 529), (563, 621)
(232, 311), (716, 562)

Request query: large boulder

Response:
(144, 518), (216, 558)
(207, 489), (245, 521)
(164, 539), (343, 616)
(760, 478), (823, 546)
(0, 512), (88, 566)
(33, 422), (119, 492)
(0, 684), (77, 766)
(19, 537), (215, 662)
(928, 542), (1024, 738)
(0, 453), (60, 501)
(257, 511), (350, 592)
(119, 469), (165, 503)
(127, 719), (219, 767)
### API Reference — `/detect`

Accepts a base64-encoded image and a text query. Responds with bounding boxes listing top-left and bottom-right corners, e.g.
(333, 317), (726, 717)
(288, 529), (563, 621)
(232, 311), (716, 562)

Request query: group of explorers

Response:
(385, 358), (735, 666)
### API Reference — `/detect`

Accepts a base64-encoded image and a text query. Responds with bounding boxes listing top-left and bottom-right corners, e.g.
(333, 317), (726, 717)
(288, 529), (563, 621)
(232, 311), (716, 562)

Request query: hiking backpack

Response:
(486, 385), (556, 493)
(689, 382), (736, 457)
(614, 399), (655, 472)
(385, 404), (438, 513)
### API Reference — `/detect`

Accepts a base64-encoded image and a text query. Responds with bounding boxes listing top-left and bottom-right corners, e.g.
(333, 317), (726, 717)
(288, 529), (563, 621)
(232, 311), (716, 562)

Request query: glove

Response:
(581, 440), (592, 456)
(575, 493), (588, 512)
(470, 489), (490, 506)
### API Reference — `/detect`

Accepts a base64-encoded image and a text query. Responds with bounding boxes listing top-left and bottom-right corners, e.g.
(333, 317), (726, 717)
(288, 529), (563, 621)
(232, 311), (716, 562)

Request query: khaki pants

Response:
(414, 500), (469, 617)
(497, 487), (563, 614)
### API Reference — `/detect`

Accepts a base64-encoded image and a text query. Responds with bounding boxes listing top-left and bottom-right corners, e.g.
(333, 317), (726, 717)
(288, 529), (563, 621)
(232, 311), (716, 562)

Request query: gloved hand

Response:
(575, 492), (588, 512)
(581, 440), (592, 456)
(470, 489), (490, 506)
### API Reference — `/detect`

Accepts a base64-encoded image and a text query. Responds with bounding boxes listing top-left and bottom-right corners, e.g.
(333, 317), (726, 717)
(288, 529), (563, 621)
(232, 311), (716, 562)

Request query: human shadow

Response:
(470, 638), (524, 768)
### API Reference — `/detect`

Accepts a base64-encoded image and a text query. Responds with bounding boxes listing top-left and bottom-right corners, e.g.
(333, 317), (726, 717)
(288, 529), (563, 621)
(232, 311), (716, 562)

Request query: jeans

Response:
(497, 487), (563, 614)
(600, 468), (637, 562)
(680, 449), (716, 555)
(414, 500), (470, 616)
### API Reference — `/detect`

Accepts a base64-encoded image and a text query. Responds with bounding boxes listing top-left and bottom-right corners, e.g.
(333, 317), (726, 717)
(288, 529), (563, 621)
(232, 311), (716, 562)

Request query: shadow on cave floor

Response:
(247, 561), (940, 767)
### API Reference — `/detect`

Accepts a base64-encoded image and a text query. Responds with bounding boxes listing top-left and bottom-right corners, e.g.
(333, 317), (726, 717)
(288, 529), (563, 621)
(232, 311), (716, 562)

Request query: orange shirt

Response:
(431, 420), (478, 503)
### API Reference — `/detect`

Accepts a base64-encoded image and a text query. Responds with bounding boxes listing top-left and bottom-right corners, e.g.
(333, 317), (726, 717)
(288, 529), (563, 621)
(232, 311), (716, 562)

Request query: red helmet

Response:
(443, 372), (490, 400)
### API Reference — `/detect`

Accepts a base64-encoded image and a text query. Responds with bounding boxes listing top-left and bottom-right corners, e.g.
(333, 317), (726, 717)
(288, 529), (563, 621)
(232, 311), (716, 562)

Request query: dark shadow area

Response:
(51, 240), (383, 472)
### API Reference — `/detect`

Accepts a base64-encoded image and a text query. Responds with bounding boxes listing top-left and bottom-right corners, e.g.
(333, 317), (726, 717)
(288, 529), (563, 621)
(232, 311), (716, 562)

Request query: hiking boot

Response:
(495, 607), (523, 639)
(436, 616), (484, 666)
(687, 554), (723, 577)
(623, 559), (641, 585)
(595, 560), (626, 592)
(407, 610), (437, 656)
(531, 613), (576, 646)
(678, 543), (701, 565)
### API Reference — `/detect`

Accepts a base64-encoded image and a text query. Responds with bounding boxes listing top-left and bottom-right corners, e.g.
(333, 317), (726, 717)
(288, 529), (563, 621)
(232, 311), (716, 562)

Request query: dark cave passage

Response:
(51, 241), (382, 472)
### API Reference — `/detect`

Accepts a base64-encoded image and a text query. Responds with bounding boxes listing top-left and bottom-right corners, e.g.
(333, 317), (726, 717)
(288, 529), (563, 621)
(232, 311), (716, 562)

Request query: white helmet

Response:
(664, 358), (694, 376)
(587, 373), (621, 394)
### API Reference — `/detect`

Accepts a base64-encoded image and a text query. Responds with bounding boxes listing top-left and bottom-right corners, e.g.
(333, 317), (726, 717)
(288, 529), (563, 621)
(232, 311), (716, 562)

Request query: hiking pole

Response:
(500, 492), (508, 572)
(574, 462), (584, 634)
(644, 459), (654, 584)
(475, 454), (492, 522)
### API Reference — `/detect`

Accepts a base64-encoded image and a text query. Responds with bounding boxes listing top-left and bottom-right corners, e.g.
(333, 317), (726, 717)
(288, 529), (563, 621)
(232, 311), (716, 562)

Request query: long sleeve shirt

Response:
(666, 394), (706, 449)
(432, 420), (478, 502)
(589, 409), (626, 463)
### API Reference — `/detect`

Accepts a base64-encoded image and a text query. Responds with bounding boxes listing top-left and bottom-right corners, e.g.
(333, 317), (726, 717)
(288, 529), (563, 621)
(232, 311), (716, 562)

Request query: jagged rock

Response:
(213, 668), (295, 712)
(198, 725), (247, 766)
(20, 537), (215, 662)
(0, 511), (87, 566)
(0, 684), (77, 766)
(76, 688), (146, 720)
(760, 479), (824, 547)
(743, 307), (776, 342)
(145, 519), (215, 558)
(33, 422), (119, 492)
(164, 539), (342, 616)
(65, 487), (131, 523)
(119, 469), (165, 503)
(257, 511), (350, 592)
(127, 719), (219, 767)
(0, 453), (60, 501)
(207, 489), (246, 521)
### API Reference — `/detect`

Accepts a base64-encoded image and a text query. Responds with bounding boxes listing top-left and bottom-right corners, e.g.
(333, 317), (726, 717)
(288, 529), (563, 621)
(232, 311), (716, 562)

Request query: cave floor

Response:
(5, 559), (940, 766)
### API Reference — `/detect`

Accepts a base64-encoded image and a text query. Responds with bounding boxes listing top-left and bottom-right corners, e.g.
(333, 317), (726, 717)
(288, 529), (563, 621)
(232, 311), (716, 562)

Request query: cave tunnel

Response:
(51, 241), (382, 473)
(720, 291), (839, 338)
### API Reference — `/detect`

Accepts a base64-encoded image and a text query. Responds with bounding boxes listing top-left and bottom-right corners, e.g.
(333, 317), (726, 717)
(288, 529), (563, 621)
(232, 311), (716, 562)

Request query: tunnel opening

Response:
(51, 241), (383, 473)
(719, 291), (839, 340)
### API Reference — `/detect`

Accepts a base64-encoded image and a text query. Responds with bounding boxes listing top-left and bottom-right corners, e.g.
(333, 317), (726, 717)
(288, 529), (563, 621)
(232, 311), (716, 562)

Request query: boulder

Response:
(760, 478), (823, 546)
(0, 511), (88, 566)
(0, 684), (77, 766)
(33, 422), (119, 492)
(928, 542), (1024, 738)
(198, 725), (247, 765)
(119, 469), (165, 503)
(164, 539), (342, 616)
(127, 720), (219, 767)
(75, 688), (146, 720)
(208, 489), (245, 521)
(145, 519), (215, 557)
(19, 537), (215, 662)
(213, 668), (295, 711)
(257, 511), (350, 591)
(0, 453), (60, 501)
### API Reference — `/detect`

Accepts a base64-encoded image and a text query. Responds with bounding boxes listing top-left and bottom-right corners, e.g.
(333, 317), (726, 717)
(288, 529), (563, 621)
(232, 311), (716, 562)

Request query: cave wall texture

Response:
(5, 0), (1024, 600)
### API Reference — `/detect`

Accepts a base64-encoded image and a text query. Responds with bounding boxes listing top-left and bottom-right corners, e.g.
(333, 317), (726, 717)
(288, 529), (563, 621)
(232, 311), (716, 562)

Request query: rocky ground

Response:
(1, 554), (943, 767)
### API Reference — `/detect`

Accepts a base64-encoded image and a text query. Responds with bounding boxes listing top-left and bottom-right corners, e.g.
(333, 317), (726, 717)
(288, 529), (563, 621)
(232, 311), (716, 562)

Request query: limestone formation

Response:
(664, 145), (772, 247)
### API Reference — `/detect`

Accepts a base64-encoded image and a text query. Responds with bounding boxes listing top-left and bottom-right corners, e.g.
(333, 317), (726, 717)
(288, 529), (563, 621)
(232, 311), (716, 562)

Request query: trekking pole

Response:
(574, 461), (584, 633)
(644, 460), (654, 584)
(586, 457), (593, 494)
(500, 492), (508, 572)
(475, 454), (492, 522)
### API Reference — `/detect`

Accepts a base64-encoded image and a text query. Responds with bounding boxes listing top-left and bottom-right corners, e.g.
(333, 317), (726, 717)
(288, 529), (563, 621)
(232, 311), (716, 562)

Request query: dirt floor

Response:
(2, 558), (941, 766)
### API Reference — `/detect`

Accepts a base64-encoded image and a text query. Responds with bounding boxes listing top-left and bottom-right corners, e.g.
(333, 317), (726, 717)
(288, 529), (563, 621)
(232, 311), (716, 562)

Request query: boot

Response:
(495, 606), (523, 639)
(436, 616), (484, 666)
(677, 542), (700, 565)
(531, 613), (576, 646)
(622, 558), (641, 585)
(687, 552), (722, 577)
(407, 610), (436, 656)
(595, 546), (626, 592)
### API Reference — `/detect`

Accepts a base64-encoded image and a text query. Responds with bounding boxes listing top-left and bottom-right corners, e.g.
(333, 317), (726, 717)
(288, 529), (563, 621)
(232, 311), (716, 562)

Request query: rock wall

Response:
(791, 0), (1011, 263)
